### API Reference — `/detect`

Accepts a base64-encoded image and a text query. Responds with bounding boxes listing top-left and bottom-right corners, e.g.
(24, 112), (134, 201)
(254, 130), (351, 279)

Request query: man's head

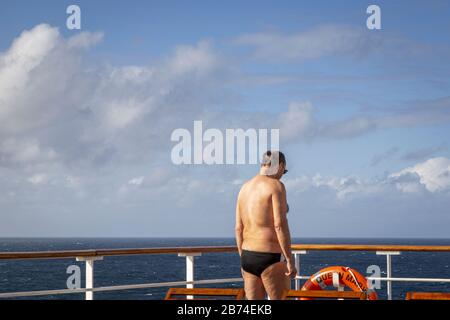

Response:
(260, 151), (287, 179)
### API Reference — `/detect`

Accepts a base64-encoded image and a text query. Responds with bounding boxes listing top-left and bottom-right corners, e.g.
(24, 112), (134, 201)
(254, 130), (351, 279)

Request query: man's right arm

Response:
(272, 182), (297, 278)
(235, 190), (244, 257)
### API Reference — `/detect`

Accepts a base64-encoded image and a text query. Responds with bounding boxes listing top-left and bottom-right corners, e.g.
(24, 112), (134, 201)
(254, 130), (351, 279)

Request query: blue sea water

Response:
(0, 238), (449, 300)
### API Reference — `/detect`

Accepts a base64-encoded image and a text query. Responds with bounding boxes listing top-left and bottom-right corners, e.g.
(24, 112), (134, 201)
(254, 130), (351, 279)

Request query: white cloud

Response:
(0, 24), (102, 137)
(168, 40), (219, 75)
(0, 138), (58, 166)
(285, 157), (450, 200)
(0, 24), (58, 100)
(286, 174), (382, 200)
(233, 24), (435, 64)
(104, 101), (145, 129)
(401, 143), (448, 162)
(390, 157), (450, 192)
(318, 116), (377, 139)
(275, 97), (450, 143)
(28, 173), (48, 185)
(123, 167), (172, 193)
(276, 101), (378, 142)
(313, 175), (367, 199)
(128, 176), (145, 186)
(67, 31), (103, 49)
(371, 147), (400, 166)
(234, 25), (381, 63)
(232, 179), (244, 185)
(65, 174), (81, 185)
(276, 102), (315, 141)
(388, 172), (424, 193)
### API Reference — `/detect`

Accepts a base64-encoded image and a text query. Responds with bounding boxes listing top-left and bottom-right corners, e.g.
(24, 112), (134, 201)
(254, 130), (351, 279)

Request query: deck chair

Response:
(165, 287), (245, 300)
(406, 292), (450, 300)
(282, 289), (367, 300)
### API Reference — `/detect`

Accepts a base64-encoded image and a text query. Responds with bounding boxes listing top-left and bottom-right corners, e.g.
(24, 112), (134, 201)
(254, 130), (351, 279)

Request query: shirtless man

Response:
(235, 151), (297, 300)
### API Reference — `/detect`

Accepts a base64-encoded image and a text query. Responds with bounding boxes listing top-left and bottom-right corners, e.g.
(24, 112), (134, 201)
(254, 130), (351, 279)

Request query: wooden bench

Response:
(406, 292), (450, 300)
(165, 288), (245, 300)
(282, 289), (367, 300)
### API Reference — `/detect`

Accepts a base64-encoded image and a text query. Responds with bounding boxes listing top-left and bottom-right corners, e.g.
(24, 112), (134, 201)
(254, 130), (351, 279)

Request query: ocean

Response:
(0, 238), (449, 300)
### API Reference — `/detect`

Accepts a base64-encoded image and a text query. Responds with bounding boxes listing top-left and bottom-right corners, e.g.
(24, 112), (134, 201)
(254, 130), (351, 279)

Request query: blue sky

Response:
(0, 1), (449, 237)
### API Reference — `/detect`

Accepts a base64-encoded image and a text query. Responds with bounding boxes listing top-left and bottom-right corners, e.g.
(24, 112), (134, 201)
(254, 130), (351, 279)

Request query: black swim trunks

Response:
(241, 250), (282, 277)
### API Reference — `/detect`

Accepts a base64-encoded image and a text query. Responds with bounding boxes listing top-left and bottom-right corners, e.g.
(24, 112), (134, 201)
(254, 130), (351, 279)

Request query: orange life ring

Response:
(301, 266), (378, 300)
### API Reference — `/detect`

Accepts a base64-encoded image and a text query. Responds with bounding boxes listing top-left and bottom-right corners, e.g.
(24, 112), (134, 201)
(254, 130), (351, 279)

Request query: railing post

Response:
(376, 251), (400, 300)
(76, 256), (103, 300)
(332, 272), (345, 300)
(292, 250), (308, 290)
(178, 253), (201, 299)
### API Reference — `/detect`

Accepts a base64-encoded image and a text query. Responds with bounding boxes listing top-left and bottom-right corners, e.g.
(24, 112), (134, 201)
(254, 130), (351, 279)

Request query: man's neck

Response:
(259, 167), (277, 179)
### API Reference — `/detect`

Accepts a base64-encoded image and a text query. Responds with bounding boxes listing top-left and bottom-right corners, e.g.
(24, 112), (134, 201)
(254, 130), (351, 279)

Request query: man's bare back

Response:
(238, 175), (287, 253)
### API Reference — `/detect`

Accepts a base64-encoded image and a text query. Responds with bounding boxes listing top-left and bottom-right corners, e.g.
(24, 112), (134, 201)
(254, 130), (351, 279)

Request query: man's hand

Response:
(285, 259), (297, 278)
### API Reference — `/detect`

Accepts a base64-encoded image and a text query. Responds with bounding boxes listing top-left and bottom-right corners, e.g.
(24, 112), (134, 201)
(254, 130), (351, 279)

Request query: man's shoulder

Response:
(238, 179), (253, 195)
(258, 176), (285, 193)
(241, 175), (285, 191)
(270, 179), (285, 192)
(240, 178), (252, 189)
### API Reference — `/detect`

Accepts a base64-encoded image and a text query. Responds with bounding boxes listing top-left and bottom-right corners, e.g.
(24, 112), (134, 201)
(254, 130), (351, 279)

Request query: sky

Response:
(0, 0), (449, 238)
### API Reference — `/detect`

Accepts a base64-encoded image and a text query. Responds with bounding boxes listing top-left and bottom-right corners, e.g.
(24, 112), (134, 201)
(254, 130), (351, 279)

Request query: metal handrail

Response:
(0, 278), (244, 299)
(1, 244), (449, 260)
(0, 244), (449, 300)
(0, 246), (237, 260)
